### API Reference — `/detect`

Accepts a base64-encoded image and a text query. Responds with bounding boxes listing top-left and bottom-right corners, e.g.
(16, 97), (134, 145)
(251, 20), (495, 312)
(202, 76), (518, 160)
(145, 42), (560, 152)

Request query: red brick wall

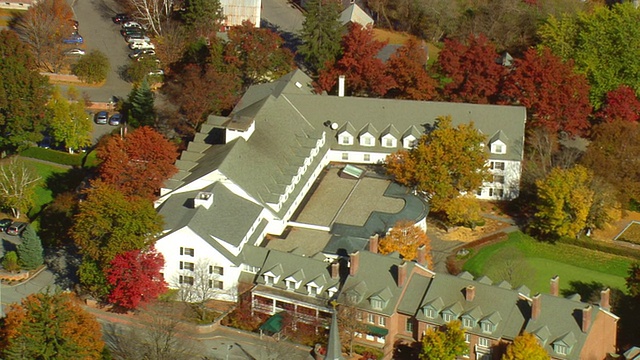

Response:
(579, 310), (617, 360)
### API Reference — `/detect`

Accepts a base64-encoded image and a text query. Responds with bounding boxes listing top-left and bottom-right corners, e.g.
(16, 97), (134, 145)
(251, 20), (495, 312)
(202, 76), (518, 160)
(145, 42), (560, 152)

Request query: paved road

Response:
(0, 269), (57, 316)
(261, 0), (304, 34)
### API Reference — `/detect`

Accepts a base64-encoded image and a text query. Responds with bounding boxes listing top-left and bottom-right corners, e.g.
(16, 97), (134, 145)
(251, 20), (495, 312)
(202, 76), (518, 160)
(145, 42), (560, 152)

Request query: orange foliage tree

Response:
(0, 292), (104, 359)
(385, 37), (437, 101)
(378, 219), (432, 267)
(97, 126), (178, 199)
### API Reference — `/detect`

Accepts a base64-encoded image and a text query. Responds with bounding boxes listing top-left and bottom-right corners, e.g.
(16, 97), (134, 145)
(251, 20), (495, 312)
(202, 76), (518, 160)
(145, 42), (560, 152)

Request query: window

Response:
(491, 161), (505, 170)
(489, 188), (494, 197)
(356, 311), (363, 321)
(307, 285), (318, 296)
(465, 333), (471, 343)
(482, 322), (493, 333)
(378, 316), (386, 326)
(367, 313), (375, 323)
(363, 136), (373, 146)
(286, 280), (296, 291)
(385, 138), (394, 147)
(210, 266), (223, 275)
(180, 247), (194, 256)
(424, 308), (435, 319)
(478, 337), (490, 348)
(493, 175), (505, 184)
(492, 143), (505, 154)
(476, 188), (483, 196)
(555, 344), (567, 355)
(180, 261), (194, 271)
(179, 275), (194, 285)
(208, 280), (223, 289)
(342, 153), (349, 160)
(462, 318), (473, 328)
(341, 136), (351, 145)
(371, 298), (384, 310)
(443, 313), (453, 322)
(496, 189), (504, 197)
(363, 154), (371, 162)
(405, 318), (413, 332)
(264, 275), (275, 285)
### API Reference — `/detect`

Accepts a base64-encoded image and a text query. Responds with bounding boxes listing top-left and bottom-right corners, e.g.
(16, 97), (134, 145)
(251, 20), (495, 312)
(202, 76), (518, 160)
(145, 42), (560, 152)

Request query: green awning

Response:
(367, 325), (389, 337)
(260, 312), (284, 334)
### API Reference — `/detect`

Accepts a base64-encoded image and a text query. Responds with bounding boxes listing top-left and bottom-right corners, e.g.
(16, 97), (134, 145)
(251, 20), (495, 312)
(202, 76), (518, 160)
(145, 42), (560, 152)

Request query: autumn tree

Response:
(224, 21), (295, 87)
(17, 224), (44, 269)
(379, 219), (432, 266)
(419, 320), (468, 360)
(596, 85), (640, 123)
(317, 23), (394, 97)
(502, 332), (550, 360)
(70, 182), (164, 269)
(14, 0), (74, 72)
(174, 260), (226, 321)
(127, 78), (156, 127)
(386, 115), (488, 213)
(436, 34), (506, 104)
(106, 246), (168, 310)
(443, 194), (483, 229)
(337, 300), (367, 357)
(500, 47), (591, 136)
(0, 30), (51, 152)
(0, 157), (42, 218)
(96, 126), (178, 199)
(581, 120), (640, 206)
(154, 20), (188, 67)
(298, 0), (343, 73)
(0, 292), (104, 359)
(123, 0), (172, 36)
(47, 87), (92, 153)
(385, 37), (437, 101)
(181, 0), (224, 38)
(539, 3), (640, 108)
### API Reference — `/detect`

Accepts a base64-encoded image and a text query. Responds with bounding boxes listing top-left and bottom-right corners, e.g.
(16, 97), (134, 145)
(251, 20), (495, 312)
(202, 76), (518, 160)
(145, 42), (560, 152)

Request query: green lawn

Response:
(463, 231), (634, 295)
(23, 159), (70, 217)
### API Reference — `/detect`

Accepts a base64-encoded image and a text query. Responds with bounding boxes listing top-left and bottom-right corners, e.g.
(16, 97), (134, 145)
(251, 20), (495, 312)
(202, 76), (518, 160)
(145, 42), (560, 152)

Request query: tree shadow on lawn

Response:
(562, 280), (639, 351)
(45, 167), (89, 198)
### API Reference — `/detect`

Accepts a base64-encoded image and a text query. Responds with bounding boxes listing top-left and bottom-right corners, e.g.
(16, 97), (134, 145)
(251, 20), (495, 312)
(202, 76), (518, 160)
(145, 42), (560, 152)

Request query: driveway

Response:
(0, 269), (57, 316)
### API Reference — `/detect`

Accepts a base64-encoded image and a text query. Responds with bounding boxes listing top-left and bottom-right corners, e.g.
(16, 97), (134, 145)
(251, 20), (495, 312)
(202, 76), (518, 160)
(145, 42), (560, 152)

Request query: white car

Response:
(148, 69), (164, 76)
(129, 42), (155, 50)
(64, 48), (85, 56)
(126, 35), (150, 43)
(122, 21), (143, 29)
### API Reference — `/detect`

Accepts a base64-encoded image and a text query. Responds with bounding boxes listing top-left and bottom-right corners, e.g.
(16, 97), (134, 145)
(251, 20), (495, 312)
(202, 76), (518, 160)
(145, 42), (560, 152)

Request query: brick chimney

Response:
(331, 262), (340, 280)
(582, 305), (592, 332)
(416, 244), (427, 267)
(550, 275), (559, 296)
(397, 262), (408, 287)
(368, 234), (379, 254)
(600, 288), (611, 311)
(531, 293), (541, 321)
(349, 251), (360, 276)
(465, 285), (476, 302)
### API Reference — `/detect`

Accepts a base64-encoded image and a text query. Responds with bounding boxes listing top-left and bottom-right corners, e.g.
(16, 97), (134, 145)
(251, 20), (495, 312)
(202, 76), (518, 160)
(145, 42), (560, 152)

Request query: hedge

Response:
(20, 147), (94, 167)
(558, 236), (640, 260)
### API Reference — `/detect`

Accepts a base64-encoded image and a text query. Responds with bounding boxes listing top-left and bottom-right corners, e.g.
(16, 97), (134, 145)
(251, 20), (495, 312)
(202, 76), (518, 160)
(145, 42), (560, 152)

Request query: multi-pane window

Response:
(555, 345), (567, 355)
(462, 318), (473, 328)
(209, 280), (223, 289)
(341, 136), (351, 145)
(179, 275), (194, 285)
(342, 153), (349, 160)
(180, 261), (194, 271)
(385, 138), (394, 147)
(367, 313), (375, 323)
(493, 175), (505, 184)
(180, 247), (194, 256)
(478, 337), (490, 348)
(405, 318), (413, 332)
(424, 308), (435, 319)
(371, 298), (384, 310)
(264, 275), (275, 285)
(210, 266), (224, 275)
(490, 161), (505, 170)
(378, 316), (386, 326)
(286, 280), (296, 291)
(307, 285), (318, 296)
(356, 311), (363, 321)
(465, 333), (471, 343)
(364, 154), (371, 162)
(443, 313), (453, 322)
(482, 322), (493, 333)
(363, 137), (373, 146)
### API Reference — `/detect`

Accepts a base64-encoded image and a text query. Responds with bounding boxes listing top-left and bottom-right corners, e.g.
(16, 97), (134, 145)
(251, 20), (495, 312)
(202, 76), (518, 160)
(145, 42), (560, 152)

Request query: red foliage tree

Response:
(317, 23), (394, 97)
(436, 34), (506, 104)
(385, 37), (437, 100)
(106, 246), (167, 310)
(596, 85), (640, 123)
(501, 47), (592, 136)
(97, 127), (178, 199)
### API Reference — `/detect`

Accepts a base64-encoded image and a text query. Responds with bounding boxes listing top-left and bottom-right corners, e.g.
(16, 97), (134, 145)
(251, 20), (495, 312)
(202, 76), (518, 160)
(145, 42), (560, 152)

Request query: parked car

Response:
(148, 69), (164, 76)
(136, 55), (160, 63)
(129, 49), (156, 58)
(71, 20), (79, 30)
(113, 13), (130, 24)
(0, 219), (13, 232)
(121, 28), (144, 37)
(39, 135), (52, 149)
(6, 222), (28, 236)
(129, 41), (155, 50)
(64, 48), (85, 56)
(109, 113), (122, 126)
(95, 111), (108, 124)
(126, 34), (150, 43)
(63, 33), (83, 44)
(122, 21), (143, 29)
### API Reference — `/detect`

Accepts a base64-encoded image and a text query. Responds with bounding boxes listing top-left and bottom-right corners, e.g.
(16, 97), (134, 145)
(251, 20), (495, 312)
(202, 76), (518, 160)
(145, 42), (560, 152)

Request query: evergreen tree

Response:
(298, 0), (343, 73)
(182, 0), (224, 37)
(17, 224), (44, 269)
(128, 78), (155, 128)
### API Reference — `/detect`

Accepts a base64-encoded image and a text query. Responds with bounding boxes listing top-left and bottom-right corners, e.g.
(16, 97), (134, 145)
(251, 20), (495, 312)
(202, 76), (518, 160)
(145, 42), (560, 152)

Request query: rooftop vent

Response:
(194, 191), (214, 209)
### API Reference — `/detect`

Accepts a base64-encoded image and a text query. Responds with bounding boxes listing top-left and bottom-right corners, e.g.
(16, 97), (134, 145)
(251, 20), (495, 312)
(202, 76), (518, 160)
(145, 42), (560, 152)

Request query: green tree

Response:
(419, 320), (468, 360)
(0, 30), (51, 152)
(78, 257), (110, 298)
(17, 224), (44, 269)
(0, 292), (104, 359)
(126, 57), (160, 84)
(502, 332), (550, 360)
(2, 251), (20, 273)
(385, 115), (488, 213)
(539, 3), (640, 108)
(0, 158), (42, 218)
(70, 182), (164, 269)
(127, 78), (156, 127)
(627, 262), (640, 299)
(47, 87), (92, 153)
(73, 49), (110, 84)
(182, 0), (224, 37)
(298, 0), (343, 73)
(532, 165), (593, 239)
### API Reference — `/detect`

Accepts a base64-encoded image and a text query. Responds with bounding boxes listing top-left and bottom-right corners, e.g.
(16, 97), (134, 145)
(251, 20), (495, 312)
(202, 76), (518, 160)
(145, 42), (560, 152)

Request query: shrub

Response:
(559, 236), (640, 259)
(353, 345), (383, 359)
(2, 251), (20, 272)
(20, 147), (98, 167)
(73, 50), (110, 84)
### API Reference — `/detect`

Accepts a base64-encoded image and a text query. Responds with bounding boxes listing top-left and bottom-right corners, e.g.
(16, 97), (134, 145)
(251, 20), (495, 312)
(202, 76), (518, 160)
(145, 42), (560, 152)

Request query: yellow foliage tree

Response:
(502, 332), (550, 360)
(379, 219), (432, 267)
(443, 194), (483, 228)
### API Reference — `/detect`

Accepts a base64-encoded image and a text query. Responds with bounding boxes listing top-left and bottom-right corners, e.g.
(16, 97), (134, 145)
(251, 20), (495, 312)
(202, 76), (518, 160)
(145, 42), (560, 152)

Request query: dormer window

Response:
(382, 134), (397, 148)
(481, 321), (494, 334)
(286, 279), (296, 291)
(424, 308), (435, 319)
(490, 140), (506, 154)
(370, 298), (384, 310)
(462, 317), (474, 329)
(327, 287), (337, 298)
(555, 344), (567, 355)
(403, 136), (417, 149)
(264, 274), (275, 285)
(348, 292), (359, 304)
(340, 134), (353, 145)
(443, 313), (454, 322)
(307, 284), (318, 296)
(360, 134), (375, 146)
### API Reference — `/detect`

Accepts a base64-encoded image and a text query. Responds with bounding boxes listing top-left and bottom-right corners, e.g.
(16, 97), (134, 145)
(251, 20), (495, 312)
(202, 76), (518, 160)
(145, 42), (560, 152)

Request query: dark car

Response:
(6, 222), (28, 236)
(95, 111), (108, 124)
(113, 13), (130, 24)
(129, 48), (155, 59)
(0, 219), (13, 232)
(109, 113), (122, 126)
(121, 28), (144, 37)
(63, 33), (83, 44)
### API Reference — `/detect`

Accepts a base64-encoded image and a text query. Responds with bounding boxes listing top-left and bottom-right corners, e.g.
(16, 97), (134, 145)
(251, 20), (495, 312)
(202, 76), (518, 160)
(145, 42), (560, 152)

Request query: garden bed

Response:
(614, 221), (640, 245)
